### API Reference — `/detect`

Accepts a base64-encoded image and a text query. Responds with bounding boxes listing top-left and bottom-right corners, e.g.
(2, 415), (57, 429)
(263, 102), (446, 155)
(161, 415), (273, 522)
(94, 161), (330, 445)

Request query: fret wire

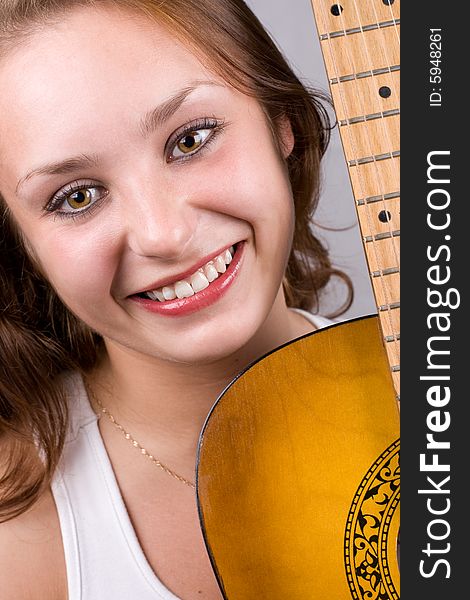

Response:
(310, 1), (400, 393)
(339, 108), (400, 127)
(379, 302), (400, 312)
(356, 191), (400, 206)
(320, 18), (400, 40)
(330, 65), (400, 85)
(364, 229), (400, 243)
(371, 267), (400, 278)
(348, 150), (400, 167)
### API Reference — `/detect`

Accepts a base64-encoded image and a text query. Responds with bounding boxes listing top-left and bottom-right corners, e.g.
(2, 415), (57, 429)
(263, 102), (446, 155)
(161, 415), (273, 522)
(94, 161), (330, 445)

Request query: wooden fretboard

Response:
(310, 0), (400, 398)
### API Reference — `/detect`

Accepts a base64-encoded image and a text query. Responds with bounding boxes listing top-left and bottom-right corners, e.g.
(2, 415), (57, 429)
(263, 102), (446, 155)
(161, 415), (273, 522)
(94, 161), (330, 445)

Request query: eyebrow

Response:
(139, 80), (221, 137)
(16, 154), (100, 194)
(16, 80), (221, 194)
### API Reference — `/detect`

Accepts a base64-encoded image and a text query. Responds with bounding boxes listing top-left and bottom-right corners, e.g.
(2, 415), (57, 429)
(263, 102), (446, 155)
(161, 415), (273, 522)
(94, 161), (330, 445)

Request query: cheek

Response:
(183, 129), (295, 234)
(23, 224), (115, 309)
(223, 153), (295, 257)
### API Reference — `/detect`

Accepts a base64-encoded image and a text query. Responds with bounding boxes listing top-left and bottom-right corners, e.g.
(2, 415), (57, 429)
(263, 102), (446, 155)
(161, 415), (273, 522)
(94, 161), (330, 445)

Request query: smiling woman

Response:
(0, 1), (352, 599)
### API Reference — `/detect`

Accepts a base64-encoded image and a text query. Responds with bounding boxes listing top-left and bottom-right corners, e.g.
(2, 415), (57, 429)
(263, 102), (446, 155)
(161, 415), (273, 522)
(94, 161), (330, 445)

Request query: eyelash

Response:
(45, 180), (107, 223)
(44, 117), (226, 221)
(166, 117), (225, 162)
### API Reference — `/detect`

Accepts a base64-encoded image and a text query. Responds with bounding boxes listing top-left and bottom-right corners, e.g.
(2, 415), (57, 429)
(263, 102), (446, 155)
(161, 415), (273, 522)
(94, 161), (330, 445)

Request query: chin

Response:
(99, 286), (280, 368)
(171, 330), (256, 366)
(159, 309), (267, 366)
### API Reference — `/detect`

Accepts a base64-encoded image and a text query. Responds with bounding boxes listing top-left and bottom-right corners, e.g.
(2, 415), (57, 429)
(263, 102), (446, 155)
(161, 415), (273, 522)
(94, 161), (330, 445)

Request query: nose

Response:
(121, 175), (196, 260)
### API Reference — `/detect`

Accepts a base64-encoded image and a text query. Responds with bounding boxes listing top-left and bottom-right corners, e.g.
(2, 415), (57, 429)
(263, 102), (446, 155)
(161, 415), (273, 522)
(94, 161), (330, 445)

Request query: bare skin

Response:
(0, 490), (67, 600)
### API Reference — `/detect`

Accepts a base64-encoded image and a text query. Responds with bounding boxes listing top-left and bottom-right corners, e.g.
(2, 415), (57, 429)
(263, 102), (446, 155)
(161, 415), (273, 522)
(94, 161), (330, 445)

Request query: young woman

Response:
(0, 1), (351, 598)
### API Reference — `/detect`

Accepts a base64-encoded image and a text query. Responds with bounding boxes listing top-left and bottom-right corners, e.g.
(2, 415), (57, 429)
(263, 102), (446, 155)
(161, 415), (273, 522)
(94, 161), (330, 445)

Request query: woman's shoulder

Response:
(0, 372), (81, 598)
(0, 488), (67, 599)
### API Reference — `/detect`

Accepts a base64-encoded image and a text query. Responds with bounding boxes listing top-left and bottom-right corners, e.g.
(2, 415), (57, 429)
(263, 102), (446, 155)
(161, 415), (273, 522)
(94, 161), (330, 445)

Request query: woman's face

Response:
(0, 6), (296, 364)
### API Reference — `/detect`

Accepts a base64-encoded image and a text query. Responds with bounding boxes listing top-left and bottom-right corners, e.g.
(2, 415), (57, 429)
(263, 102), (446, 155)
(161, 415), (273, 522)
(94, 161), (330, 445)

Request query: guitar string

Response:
(323, 1), (400, 315)
(311, 1), (400, 392)
(346, 0), (400, 379)
(332, 0), (401, 387)
(342, 0), (401, 392)
(340, 0), (400, 279)
(313, 0), (400, 303)
(348, 0), (401, 319)
(313, 0), (399, 329)
(383, 0), (401, 46)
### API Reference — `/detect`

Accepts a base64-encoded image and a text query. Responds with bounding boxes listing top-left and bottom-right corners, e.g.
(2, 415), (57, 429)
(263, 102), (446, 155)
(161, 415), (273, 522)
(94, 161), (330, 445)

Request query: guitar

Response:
(196, 1), (400, 598)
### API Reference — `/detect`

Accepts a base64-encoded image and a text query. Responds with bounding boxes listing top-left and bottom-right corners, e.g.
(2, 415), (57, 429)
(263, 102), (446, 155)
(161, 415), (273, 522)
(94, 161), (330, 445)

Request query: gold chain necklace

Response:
(87, 384), (196, 489)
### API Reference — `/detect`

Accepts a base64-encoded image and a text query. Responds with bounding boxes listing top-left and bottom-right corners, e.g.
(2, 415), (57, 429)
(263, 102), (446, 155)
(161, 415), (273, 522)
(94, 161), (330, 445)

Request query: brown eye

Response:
(66, 188), (94, 210)
(46, 184), (107, 219)
(177, 131), (203, 154)
(171, 128), (213, 160)
(53, 186), (107, 215)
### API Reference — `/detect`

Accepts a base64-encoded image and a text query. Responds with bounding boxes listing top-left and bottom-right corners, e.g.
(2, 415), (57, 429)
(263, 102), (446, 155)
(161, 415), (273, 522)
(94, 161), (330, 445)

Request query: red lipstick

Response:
(130, 242), (244, 317)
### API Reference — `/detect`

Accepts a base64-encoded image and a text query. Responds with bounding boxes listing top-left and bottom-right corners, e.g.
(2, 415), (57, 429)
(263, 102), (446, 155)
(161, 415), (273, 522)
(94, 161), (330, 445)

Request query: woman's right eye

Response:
(46, 183), (108, 219)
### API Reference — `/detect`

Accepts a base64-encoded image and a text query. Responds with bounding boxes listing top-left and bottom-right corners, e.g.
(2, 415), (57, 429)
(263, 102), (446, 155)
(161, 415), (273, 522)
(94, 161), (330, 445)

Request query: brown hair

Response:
(0, 0), (352, 521)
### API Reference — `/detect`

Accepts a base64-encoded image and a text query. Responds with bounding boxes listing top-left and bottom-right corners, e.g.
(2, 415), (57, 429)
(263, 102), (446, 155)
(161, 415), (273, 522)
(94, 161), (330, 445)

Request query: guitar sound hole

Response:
(330, 4), (343, 16)
(378, 210), (392, 223)
(379, 86), (392, 98)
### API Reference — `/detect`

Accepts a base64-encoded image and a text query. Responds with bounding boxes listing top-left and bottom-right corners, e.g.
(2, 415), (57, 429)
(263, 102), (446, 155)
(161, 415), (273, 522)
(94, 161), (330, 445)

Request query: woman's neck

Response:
(88, 298), (314, 463)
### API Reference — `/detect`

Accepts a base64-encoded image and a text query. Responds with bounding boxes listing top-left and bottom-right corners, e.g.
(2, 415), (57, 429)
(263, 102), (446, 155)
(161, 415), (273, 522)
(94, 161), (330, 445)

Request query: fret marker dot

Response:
(445, 235), (451, 241)
(379, 86), (392, 98)
(378, 210), (392, 223)
(330, 4), (343, 16)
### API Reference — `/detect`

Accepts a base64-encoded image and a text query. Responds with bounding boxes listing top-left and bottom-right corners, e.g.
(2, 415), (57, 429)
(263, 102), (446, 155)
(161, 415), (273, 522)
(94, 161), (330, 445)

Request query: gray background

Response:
(246, 0), (376, 319)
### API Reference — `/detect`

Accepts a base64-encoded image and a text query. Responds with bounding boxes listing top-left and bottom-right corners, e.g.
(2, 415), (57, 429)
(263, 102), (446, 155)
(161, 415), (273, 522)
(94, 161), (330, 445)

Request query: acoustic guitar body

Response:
(196, 316), (399, 599)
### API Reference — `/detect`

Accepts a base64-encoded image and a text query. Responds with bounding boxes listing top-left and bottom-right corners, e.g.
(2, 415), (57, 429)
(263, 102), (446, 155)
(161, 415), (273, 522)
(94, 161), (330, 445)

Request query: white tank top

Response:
(51, 311), (334, 599)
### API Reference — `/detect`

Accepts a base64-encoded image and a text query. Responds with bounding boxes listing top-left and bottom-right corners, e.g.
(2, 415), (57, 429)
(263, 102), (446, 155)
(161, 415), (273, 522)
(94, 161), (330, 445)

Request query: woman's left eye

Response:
(170, 128), (213, 160)
(167, 118), (226, 162)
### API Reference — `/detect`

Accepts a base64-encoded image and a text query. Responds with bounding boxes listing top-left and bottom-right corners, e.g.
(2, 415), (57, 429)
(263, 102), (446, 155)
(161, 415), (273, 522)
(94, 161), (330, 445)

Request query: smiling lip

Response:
(132, 243), (238, 294)
(129, 242), (245, 316)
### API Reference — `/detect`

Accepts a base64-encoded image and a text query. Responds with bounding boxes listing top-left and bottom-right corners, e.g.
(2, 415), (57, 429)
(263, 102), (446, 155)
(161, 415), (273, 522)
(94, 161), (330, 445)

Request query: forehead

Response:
(1, 4), (209, 78)
(0, 6), (221, 186)
(0, 5), (211, 100)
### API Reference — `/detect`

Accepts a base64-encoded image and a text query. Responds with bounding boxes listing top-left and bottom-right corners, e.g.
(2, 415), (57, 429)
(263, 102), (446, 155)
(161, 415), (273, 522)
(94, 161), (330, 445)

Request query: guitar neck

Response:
(309, 0), (400, 397)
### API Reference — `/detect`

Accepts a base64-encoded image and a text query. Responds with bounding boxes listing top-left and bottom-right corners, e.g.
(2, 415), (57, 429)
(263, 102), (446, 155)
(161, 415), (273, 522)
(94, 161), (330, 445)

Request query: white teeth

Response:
(191, 271), (210, 292)
(175, 280), (194, 299)
(214, 255), (226, 273)
(204, 263), (219, 282)
(162, 286), (177, 300)
(143, 245), (237, 302)
(148, 290), (165, 301)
